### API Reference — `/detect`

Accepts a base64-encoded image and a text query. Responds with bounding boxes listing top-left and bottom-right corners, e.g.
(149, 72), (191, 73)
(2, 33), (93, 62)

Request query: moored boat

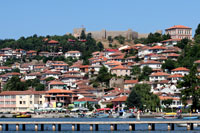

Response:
(182, 116), (199, 120)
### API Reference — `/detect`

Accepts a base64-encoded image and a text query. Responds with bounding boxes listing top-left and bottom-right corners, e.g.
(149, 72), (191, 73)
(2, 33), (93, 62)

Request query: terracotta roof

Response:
(141, 60), (162, 64)
(161, 38), (182, 42)
(66, 51), (80, 54)
(149, 46), (166, 50)
(167, 74), (183, 78)
(56, 95), (70, 97)
(150, 72), (170, 76)
(104, 49), (119, 52)
(194, 60), (200, 64)
(46, 89), (72, 94)
(166, 53), (180, 57)
(0, 66), (11, 69)
(134, 44), (144, 47)
(171, 67), (189, 72)
(124, 80), (138, 84)
(111, 96), (127, 102)
(27, 50), (37, 53)
(52, 64), (68, 66)
(0, 90), (46, 95)
(166, 25), (191, 30)
(75, 97), (97, 102)
(49, 80), (65, 85)
(111, 65), (129, 70)
(43, 71), (60, 75)
(159, 96), (180, 100)
(48, 40), (59, 44)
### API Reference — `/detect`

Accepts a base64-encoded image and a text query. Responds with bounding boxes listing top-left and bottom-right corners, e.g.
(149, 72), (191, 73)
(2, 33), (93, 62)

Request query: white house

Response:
(140, 60), (162, 70)
(171, 67), (189, 76)
(149, 72), (170, 82)
(65, 51), (81, 59)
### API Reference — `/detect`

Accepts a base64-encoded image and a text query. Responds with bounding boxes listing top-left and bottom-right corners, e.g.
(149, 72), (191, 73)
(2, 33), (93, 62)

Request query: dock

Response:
(0, 121), (200, 131)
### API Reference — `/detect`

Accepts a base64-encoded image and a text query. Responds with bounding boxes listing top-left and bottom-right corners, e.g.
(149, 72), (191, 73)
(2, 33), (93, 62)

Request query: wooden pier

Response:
(0, 121), (199, 131)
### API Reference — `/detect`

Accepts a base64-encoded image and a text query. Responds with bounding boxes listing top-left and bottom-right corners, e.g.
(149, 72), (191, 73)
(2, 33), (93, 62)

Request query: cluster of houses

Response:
(0, 25), (197, 113)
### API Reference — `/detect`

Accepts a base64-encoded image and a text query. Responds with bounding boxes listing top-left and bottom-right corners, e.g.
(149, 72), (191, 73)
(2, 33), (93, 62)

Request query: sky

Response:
(0, 0), (200, 39)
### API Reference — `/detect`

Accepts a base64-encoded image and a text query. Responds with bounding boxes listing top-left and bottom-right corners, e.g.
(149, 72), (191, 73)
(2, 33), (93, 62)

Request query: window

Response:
(5, 96), (10, 99)
(0, 96), (4, 99)
(30, 101), (32, 104)
(0, 101), (4, 104)
(11, 96), (15, 99)
(23, 101), (26, 104)
(30, 95), (32, 98)
(5, 101), (10, 104)
(20, 101), (22, 104)
(40, 101), (42, 104)
(11, 101), (16, 104)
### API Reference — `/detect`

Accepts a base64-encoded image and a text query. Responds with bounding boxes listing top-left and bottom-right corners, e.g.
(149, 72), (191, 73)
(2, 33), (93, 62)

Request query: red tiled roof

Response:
(111, 65), (129, 70)
(150, 72), (170, 76)
(167, 74), (183, 78)
(0, 90), (46, 95)
(75, 97), (97, 102)
(141, 60), (162, 64)
(161, 38), (182, 42)
(48, 40), (59, 44)
(194, 60), (200, 64)
(67, 51), (80, 54)
(159, 96), (180, 100)
(49, 80), (65, 85)
(166, 25), (191, 30)
(0, 66), (11, 69)
(105, 49), (119, 52)
(124, 80), (138, 84)
(46, 89), (72, 94)
(111, 96), (127, 102)
(149, 46), (166, 50)
(171, 67), (189, 72)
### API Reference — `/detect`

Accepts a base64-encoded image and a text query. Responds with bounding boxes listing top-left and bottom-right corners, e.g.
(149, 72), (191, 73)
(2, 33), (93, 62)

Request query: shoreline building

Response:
(165, 25), (192, 40)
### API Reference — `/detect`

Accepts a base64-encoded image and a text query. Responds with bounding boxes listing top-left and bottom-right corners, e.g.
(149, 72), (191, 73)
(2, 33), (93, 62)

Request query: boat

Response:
(176, 123), (198, 127)
(162, 113), (178, 119)
(182, 116), (199, 120)
(16, 114), (31, 118)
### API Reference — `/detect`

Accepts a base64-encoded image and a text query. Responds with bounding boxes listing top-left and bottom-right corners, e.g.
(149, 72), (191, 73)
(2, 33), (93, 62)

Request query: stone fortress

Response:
(73, 27), (162, 40)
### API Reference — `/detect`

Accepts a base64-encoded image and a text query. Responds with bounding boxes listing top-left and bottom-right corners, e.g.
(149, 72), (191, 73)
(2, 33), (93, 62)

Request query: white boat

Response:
(176, 123), (198, 127)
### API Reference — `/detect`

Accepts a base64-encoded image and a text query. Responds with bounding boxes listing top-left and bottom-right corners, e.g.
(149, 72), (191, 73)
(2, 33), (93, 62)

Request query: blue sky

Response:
(0, 0), (199, 39)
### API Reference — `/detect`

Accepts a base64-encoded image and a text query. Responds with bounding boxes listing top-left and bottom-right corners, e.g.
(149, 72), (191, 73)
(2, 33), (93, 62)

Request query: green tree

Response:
(194, 23), (200, 38)
(176, 38), (190, 49)
(139, 66), (152, 81)
(97, 42), (104, 51)
(162, 59), (177, 72)
(96, 65), (112, 87)
(80, 30), (86, 40)
(178, 65), (200, 112)
(3, 76), (27, 91)
(131, 66), (141, 79)
(114, 35), (125, 44)
(107, 36), (113, 43)
(126, 84), (160, 111)
(195, 35), (200, 44)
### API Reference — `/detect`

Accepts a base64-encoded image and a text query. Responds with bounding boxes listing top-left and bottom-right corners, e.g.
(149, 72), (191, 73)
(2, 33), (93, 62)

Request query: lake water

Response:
(0, 117), (200, 132)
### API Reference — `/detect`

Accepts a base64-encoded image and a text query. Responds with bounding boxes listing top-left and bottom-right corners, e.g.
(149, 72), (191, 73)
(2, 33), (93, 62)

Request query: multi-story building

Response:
(165, 25), (192, 39)
(0, 90), (45, 113)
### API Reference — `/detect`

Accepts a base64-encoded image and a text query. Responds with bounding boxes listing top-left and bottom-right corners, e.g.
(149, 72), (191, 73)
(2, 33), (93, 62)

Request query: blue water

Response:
(0, 117), (200, 132)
